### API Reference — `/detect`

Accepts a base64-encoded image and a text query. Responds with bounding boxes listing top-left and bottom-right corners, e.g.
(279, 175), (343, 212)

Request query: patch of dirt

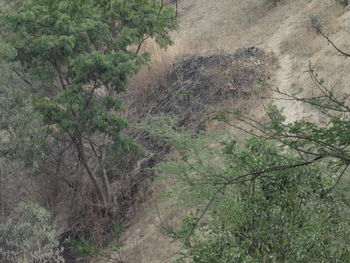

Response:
(264, 9), (306, 123)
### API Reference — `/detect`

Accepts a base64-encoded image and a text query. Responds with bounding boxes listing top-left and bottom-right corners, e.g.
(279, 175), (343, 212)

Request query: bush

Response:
(145, 118), (350, 262)
(0, 202), (64, 263)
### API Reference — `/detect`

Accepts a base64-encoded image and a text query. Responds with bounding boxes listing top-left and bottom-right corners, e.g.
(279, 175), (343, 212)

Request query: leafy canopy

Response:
(145, 117), (350, 263)
(0, 0), (177, 138)
(0, 0), (177, 206)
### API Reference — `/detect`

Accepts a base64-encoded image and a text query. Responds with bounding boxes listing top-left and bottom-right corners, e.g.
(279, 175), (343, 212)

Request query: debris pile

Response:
(144, 47), (276, 129)
(114, 47), (277, 231)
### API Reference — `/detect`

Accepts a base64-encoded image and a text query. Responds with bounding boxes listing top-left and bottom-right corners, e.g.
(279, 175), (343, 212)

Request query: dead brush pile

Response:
(115, 48), (277, 223)
(125, 47), (277, 131)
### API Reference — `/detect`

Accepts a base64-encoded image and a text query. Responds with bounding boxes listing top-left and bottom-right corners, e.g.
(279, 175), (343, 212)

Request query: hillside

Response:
(108, 0), (350, 262)
(1, 0), (350, 262)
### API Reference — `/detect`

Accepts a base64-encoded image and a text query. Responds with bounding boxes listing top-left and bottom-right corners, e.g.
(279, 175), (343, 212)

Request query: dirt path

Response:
(265, 10), (305, 123)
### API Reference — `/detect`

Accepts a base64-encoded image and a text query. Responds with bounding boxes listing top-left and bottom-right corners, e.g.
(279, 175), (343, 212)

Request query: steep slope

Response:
(97, 1), (350, 262)
(265, 7), (305, 122)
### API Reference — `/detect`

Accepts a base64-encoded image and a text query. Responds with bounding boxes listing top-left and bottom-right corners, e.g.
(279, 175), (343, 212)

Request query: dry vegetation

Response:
(2, 0), (350, 262)
(103, 0), (350, 262)
(126, 48), (276, 130)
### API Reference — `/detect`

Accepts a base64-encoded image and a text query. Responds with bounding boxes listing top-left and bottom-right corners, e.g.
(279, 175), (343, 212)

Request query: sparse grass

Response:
(280, 26), (322, 57)
(232, 0), (276, 27)
(280, 1), (344, 58)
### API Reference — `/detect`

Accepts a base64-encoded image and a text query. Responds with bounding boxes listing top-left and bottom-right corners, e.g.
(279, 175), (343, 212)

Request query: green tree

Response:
(145, 118), (350, 262)
(0, 0), (177, 210)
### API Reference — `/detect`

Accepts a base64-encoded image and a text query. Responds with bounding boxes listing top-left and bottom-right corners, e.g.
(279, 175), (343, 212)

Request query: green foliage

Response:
(66, 238), (100, 258)
(170, 34), (350, 262)
(261, 64), (350, 169)
(66, 221), (124, 261)
(0, 47), (47, 174)
(0, 202), (64, 263)
(147, 59), (350, 262)
(0, 0), (177, 137)
(0, 0), (177, 208)
(145, 117), (350, 263)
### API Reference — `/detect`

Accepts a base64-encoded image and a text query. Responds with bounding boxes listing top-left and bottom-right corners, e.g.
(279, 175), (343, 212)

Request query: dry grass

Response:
(280, 27), (322, 58)
(92, 178), (186, 263)
(126, 0), (283, 114)
(280, 1), (344, 58)
(126, 39), (190, 120)
(287, 1), (350, 98)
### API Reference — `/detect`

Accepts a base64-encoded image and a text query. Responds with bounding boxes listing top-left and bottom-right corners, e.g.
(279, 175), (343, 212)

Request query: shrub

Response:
(144, 118), (350, 262)
(0, 202), (64, 263)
